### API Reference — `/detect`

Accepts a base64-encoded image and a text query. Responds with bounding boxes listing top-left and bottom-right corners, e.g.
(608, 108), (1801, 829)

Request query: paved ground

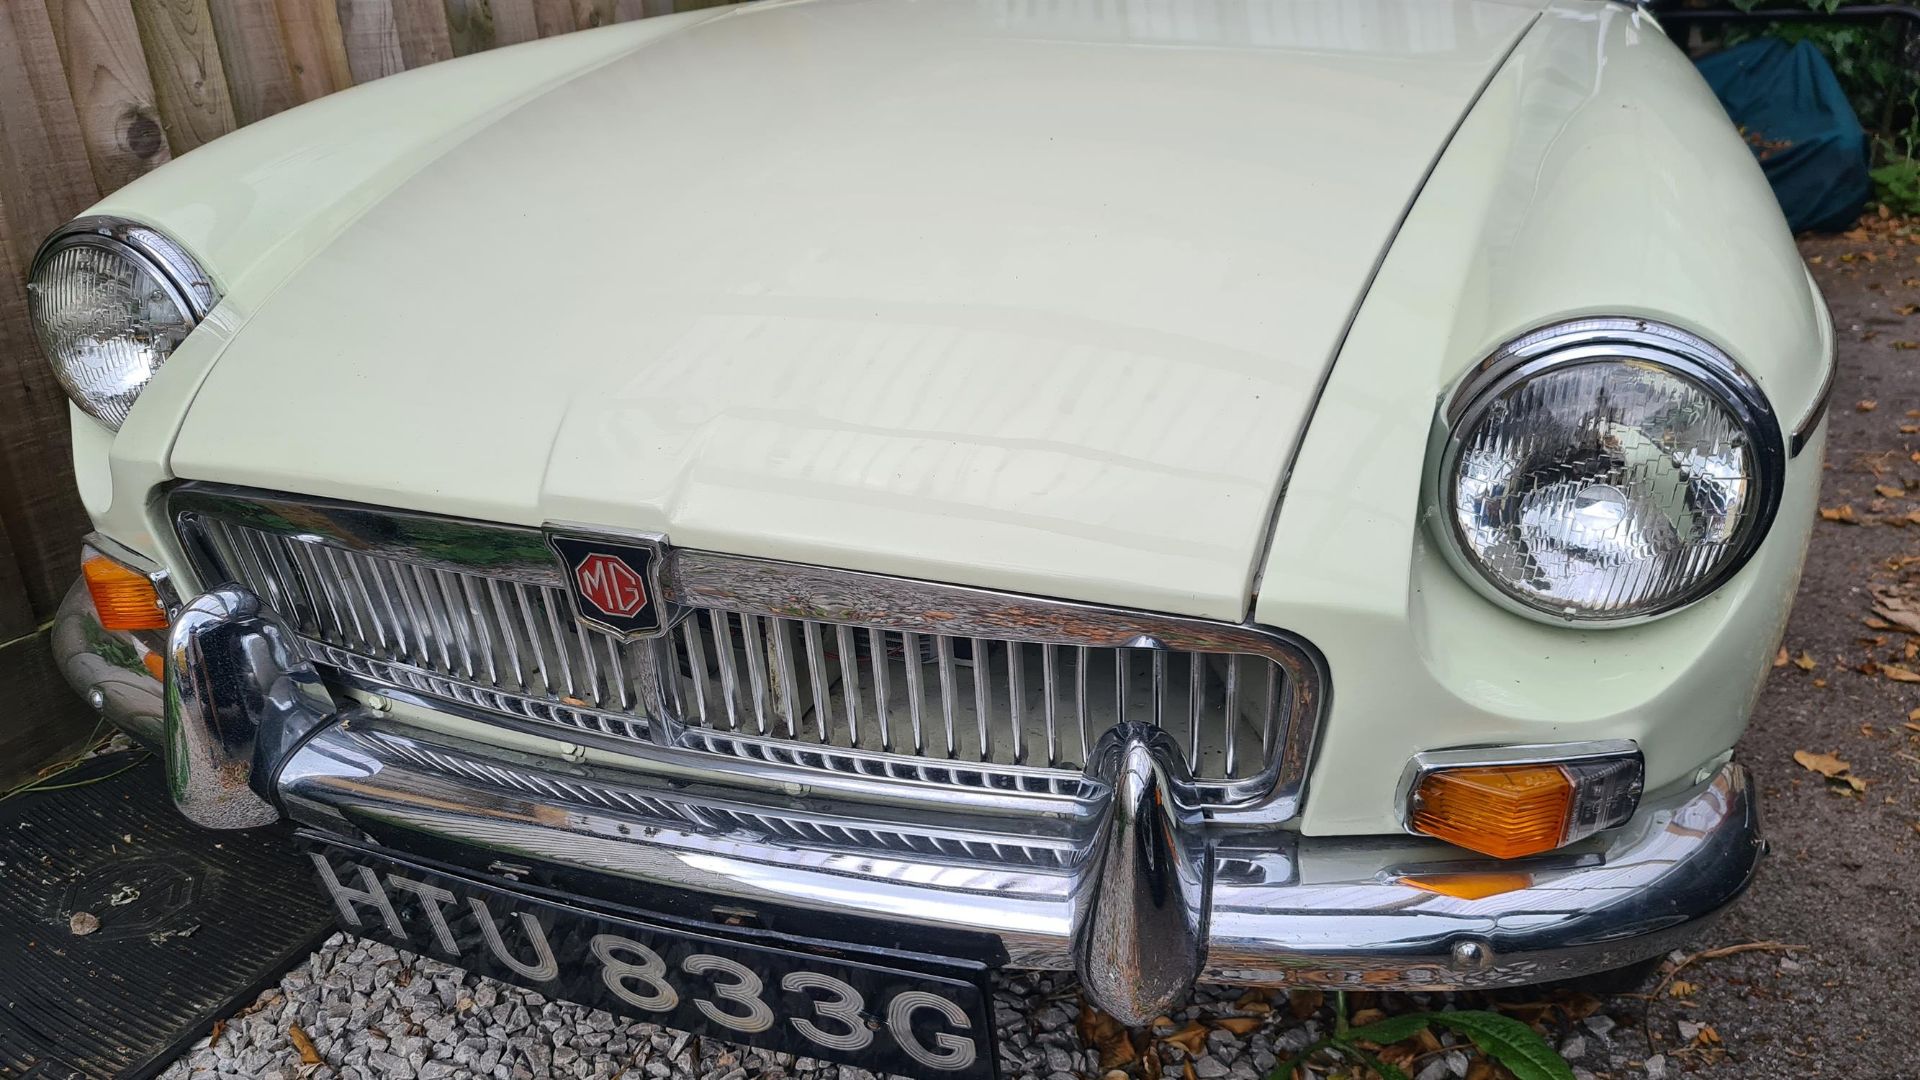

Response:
(157, 234), (1920, 1080)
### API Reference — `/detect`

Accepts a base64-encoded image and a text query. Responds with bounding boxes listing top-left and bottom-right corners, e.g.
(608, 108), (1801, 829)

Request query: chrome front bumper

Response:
(58, 580), (1766, 1016)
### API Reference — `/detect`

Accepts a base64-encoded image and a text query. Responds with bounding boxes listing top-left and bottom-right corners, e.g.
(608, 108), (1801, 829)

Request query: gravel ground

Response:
(160, 234), (1920, 1080)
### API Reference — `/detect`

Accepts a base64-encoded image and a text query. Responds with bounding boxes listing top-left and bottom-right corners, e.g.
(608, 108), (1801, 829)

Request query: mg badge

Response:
(547, 531), (677, 640)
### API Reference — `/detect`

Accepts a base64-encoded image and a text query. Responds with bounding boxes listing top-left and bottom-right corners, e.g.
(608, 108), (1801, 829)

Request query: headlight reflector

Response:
(1438, 320), (1784, 624)
(28, 218), (214, 430)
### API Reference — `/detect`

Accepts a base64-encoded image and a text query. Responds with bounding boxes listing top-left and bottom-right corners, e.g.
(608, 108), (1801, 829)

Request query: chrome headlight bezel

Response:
(1431, 318), (1787, 627)
(28, 215), (218, 431)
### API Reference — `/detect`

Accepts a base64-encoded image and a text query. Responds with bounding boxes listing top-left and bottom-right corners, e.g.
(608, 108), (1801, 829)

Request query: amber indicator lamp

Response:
(82, 553), (168, 632)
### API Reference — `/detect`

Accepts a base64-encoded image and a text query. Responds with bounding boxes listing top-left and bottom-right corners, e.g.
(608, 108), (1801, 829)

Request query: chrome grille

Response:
(171, 486), (1323, 815)
(660, 611), (1285, 779)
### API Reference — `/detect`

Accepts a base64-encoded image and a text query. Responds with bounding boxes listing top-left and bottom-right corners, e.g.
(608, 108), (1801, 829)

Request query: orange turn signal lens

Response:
(82, 554), (168, 631)
(1411, 764), (1573, 860)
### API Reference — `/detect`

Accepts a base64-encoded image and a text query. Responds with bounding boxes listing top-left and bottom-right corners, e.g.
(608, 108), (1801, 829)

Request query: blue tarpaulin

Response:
(1696, 38), (1870, 233)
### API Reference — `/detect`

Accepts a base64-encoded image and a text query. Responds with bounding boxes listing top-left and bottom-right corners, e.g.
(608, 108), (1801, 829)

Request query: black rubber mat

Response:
(0, 751), (337, 1079)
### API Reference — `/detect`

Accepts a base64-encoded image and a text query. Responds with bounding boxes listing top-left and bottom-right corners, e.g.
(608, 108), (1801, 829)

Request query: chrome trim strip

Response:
(166, 483), (1328, 824)
(1791, 285), (1837, 458)
(32, 215), (220, 321)
(1430, 317), (1789, 628)
(278, 716), (1763, 990)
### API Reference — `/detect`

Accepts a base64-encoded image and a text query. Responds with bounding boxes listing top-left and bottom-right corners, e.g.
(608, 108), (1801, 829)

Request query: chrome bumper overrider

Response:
(58, 582), (1765, 1019)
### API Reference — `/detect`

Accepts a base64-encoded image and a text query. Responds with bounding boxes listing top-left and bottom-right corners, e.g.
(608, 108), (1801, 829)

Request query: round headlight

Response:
(1435, 319), (1786, 624)
(28, 217), (215, 431)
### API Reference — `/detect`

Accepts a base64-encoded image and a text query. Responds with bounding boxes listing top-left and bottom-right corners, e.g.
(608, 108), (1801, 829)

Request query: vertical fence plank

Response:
(335, 0), (404, 82)
(205, 0), (297, 124)
(390, 0), (452, 67)
(44, 0), (173, 195)
(0, 3), (96, 621)
(529, 0), (572, 37)
(488, 0), (536, 45)
(612, 0), (643, 21)
(442, 0), (494, 56)
(570, 0), (614, 29)
(130, 0), (237, 153)
(276, 0), (354, 102)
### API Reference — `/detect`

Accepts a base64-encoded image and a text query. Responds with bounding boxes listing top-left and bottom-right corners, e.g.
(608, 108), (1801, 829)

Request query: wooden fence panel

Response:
(204, 0), (297, 125)
(442, 0), (495, 56)
(489, 0), (539, 46)
(570, 0), (615, 29)
(0, 1), (98, 624)
(130, 0), (237, 153)
(529, 0), (574, 36)
(44, 0), (173, 193)
(276, 0), (355, 103)
(335, 0), (405, 83)
(390, 0), (453, 68)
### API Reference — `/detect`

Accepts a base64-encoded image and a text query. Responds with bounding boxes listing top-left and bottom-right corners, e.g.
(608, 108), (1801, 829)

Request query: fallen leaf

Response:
(289, 1023), (321, 1065)
(1669, 979), (1698, 997)
(1794, 651), (1817, 671)
(1795, 749), (1851, 778)
(1867, 616), (1895, 629)
(1182, 1061), (1196, 1080)
(1863, 723), (1877, 736)
(1213, 1017), (1263, 1036)
(1884, 664), (1920, 683)
(68, 912), (98, 936)
(1774, 646), (1790, 667)
(1350, 1008), (1387, 1028)
(1878, 484), (1906, 499)
(1162, 1021), (1209, 1056)
(208, 1019), (225, 1048)
(1897, 304), (1919, 316)
(1287, 988), (1323, 1019)
(1080, 1002), (1138, 1070)
(1903, 424), (1920, 434)
(1819, 504), (1858, 523)
(1861, 399), (1884, 408)
(1814, 678), (1829, 688)
(1795, 749), (1869, 791)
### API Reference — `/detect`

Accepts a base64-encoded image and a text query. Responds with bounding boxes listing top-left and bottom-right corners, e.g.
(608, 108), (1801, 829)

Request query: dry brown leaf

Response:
(289, 1023), (321, 1065)
(1795, 749), (1851, 777)
(1897, 304), (1919, 316)
(1163, 1021), (1209, 1056)
(1213, 1017), (1263, 1036)
(1820, 504), (1858, 523)
(1867, 616), (1895, 629)
(1774, 645), (1790, 667)
(1669, 979), (1698, 997)
(1182, 1061), (1196, 1080)
(1885, 664), (1920, 683)
(1287, 988), (1323, 1020)
(1080, 1003), (1138, 1070)
(1879, 484), (1906, 499)
(1795, 749), (1869, 791)
(1350, 1008), (1388, 1028)
(1814, 678), (1829, 688)
(1903, 424), (1920, 434)
(1466, 1059), (1498, 1080)
(1794, 651), (1817, 671)
(208, 1020), (225, 1049)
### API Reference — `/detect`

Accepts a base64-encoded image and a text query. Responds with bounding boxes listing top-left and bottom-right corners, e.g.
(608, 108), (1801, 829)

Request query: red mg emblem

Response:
(574, 553), (648, 617)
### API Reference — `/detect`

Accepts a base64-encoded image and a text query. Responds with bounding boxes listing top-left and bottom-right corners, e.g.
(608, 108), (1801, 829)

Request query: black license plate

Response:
(305, 843), (997, 1079)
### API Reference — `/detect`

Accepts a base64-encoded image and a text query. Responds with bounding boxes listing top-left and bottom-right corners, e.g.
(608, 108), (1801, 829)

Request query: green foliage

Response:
(1714, 2), (1920, 163)
(1268, 993), (1572, 1080)
(1871, 157), (1920, 214)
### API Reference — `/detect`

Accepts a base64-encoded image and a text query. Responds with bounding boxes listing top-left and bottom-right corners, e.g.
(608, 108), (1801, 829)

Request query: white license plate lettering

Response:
(311, 850), (992, 1079)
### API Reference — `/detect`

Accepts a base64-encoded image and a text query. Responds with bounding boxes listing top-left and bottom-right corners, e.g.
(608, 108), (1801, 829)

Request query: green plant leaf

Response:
(1344, 1013), (1436, 1046)
(1433, 1011), (1574, 1080)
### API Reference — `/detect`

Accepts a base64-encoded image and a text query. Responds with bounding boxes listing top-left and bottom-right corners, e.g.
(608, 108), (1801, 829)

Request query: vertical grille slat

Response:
(187, 516), (1303, 799)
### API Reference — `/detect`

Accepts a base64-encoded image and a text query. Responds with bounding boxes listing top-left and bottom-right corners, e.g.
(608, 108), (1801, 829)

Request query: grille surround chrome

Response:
(168, 484), (1326, 823)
